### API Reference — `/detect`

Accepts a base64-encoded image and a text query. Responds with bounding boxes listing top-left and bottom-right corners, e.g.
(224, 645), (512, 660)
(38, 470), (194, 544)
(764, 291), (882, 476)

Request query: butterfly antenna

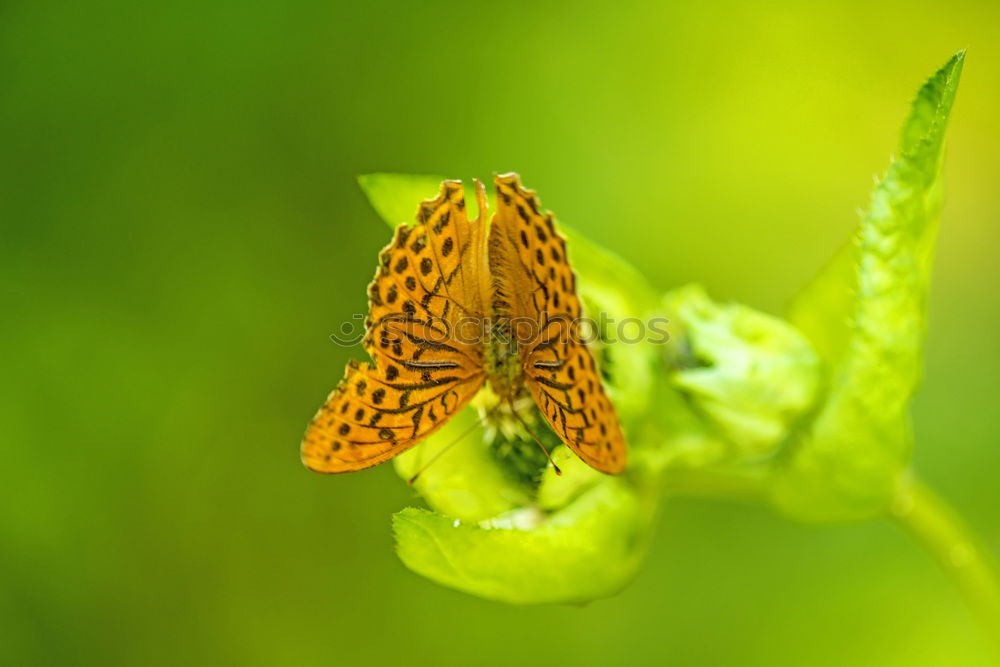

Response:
(407, 404), (498, 486)
(508, 399), (562, 476)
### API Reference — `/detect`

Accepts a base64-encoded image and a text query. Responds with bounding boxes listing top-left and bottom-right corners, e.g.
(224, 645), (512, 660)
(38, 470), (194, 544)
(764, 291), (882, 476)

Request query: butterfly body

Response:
(302, 174), (627, 476)
(482, 321), (524, 402)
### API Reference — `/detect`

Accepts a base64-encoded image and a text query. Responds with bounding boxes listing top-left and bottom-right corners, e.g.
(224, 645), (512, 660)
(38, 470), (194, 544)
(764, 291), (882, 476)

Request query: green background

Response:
(2, 1), (998, 665)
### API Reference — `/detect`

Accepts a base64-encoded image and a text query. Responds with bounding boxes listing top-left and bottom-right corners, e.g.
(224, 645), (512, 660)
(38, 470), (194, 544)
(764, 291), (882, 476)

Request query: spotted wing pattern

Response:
(301, 181), (488, 473)
(488, 173), (627, 474)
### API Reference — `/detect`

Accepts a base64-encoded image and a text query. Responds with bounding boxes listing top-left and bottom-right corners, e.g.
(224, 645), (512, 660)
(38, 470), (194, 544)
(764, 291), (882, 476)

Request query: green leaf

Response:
(772, 51), (964, 521)
(358, 173), (491, 229)
(563, 227), (664, 427)
(627, 373), (731, 477)
(393, 477), (655, 605)
(357, 173), (448, 229)
(536, 445), (603, 510)
(393, 406), (532, 523)
(563, 227), (660, 317)
(786, 240), (855, 366)
(568, 232), (662, 425)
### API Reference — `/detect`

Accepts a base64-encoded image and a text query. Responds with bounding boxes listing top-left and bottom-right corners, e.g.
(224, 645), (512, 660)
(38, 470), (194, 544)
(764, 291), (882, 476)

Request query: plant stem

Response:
(664, 467), (1000, 650)
(891, 476), (1000, 650)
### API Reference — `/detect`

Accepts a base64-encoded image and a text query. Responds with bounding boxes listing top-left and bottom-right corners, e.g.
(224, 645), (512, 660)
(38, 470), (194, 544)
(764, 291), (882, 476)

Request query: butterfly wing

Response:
(488, 173), (627, 474)
(302, 181), (489, 473)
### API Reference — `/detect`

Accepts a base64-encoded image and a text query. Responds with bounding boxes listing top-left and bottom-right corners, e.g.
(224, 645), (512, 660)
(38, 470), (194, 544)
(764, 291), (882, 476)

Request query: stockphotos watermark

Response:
(329, 313), (671, 347)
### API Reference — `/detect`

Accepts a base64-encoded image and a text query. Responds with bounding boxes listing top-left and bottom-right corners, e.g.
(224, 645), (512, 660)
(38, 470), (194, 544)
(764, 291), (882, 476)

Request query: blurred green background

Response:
(2, 1), (998, 665)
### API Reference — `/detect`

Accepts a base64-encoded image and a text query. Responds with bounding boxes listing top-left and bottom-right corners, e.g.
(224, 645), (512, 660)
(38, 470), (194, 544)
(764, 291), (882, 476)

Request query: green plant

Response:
(350, 51), (998, 642)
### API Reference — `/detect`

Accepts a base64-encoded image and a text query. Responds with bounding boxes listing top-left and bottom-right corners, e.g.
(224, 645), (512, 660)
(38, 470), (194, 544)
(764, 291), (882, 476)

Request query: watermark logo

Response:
(329, 313), (670, 347)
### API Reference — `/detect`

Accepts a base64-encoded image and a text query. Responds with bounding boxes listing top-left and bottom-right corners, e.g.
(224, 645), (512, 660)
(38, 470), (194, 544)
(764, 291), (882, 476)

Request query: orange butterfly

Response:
(301, 174), (626, 475)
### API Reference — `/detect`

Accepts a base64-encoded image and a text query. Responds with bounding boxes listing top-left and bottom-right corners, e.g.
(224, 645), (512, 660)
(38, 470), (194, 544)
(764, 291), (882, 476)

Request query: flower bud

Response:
(665, 284), (821, 458)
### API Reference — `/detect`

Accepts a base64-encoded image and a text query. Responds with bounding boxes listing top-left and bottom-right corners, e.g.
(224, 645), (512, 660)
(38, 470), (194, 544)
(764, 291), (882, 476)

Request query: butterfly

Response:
(301, 173), (626, 475)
